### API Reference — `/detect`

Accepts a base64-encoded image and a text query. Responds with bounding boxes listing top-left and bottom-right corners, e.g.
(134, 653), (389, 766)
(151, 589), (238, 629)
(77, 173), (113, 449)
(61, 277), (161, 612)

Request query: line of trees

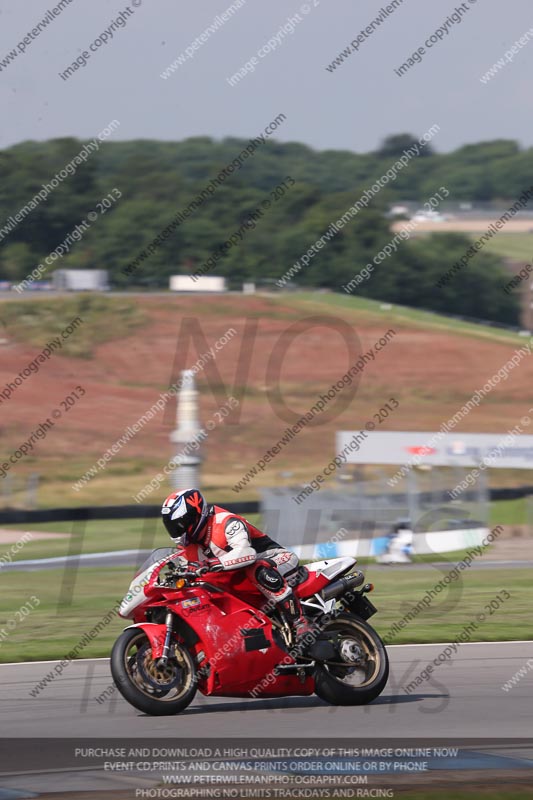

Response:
(0, 133), (526, 324)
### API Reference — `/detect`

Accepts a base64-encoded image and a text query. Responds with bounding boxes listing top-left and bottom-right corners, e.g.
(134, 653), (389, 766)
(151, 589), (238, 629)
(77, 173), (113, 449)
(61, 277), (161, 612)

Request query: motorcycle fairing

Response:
(295, 556), (357, 599)
(169, 586), (312, 698)
(118, 554), (358, 701)
(124, 622), (167, 659)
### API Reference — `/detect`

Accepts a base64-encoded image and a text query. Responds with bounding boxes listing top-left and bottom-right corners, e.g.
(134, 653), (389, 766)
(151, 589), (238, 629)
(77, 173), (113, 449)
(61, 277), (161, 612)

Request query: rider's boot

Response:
(278, 592), (314, 642)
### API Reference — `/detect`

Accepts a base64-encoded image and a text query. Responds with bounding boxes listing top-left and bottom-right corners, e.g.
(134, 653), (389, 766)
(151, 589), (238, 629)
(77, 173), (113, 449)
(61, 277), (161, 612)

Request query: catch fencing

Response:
(261, 467), (492, 557)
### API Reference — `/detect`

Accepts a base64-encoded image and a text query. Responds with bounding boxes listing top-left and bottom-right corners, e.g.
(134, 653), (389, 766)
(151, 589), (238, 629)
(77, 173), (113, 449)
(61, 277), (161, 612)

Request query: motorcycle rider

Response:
(376, 519), (413, 565)
(161, 488), (312, 639)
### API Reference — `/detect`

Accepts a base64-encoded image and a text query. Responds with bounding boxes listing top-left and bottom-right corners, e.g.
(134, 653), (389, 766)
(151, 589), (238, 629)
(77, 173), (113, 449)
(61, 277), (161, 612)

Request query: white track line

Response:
(7, 549), (147, 567)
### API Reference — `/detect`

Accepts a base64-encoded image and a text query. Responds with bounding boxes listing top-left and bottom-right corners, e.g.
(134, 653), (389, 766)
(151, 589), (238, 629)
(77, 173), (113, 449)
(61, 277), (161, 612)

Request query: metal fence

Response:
(261, 467), (490, 550)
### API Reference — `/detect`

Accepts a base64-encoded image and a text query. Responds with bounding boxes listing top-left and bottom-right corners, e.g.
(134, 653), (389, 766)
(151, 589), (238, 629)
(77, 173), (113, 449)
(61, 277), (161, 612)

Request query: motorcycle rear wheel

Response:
(111, 628), (197, 716)
(313, 613), (389, 705)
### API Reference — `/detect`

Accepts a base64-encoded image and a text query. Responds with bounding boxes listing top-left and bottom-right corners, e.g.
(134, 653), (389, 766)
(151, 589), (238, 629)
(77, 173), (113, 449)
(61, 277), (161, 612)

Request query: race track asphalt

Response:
(1, 641), (532, 797)
(1, 641), (531, 738)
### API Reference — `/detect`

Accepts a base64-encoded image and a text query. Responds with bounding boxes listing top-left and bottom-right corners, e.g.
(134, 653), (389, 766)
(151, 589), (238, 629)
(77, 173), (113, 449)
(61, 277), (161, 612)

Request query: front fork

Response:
(156, 610), (174, 668)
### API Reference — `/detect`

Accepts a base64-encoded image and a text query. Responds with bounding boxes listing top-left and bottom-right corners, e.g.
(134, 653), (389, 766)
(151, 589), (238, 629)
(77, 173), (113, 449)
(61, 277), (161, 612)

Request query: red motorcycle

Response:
(111, 548), (389, 715)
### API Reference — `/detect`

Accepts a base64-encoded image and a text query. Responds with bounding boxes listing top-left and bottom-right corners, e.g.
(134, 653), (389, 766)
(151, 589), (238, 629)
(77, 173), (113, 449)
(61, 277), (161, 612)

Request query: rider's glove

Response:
(196, 558), (224, 575)
(205, 557), (224, 572)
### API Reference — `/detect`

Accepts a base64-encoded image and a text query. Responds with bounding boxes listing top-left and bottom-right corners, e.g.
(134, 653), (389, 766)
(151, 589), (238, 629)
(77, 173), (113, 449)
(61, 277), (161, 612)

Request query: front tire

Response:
(110, 628), (197, 716)
(314, 613), (389, 705)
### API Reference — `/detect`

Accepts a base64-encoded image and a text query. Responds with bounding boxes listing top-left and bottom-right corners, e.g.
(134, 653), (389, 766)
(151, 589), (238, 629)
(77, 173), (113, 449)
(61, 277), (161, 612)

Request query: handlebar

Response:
(157, 562), (212, 587)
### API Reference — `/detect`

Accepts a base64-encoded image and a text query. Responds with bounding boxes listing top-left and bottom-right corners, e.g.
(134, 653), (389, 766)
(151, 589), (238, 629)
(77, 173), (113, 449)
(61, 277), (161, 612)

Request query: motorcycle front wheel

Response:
(110, 628), (197, 716)
(313, 613), (389, 705)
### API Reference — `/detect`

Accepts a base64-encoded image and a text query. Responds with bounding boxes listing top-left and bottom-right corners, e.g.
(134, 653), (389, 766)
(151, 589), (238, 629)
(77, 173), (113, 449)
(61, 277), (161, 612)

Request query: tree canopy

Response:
(0, 134), (525, 325)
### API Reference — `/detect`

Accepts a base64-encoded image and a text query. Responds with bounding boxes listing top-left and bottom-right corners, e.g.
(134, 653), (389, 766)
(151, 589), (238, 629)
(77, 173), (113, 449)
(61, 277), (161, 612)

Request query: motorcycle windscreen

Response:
(133, 547), (176, 578)
(120, 548), (177, 619)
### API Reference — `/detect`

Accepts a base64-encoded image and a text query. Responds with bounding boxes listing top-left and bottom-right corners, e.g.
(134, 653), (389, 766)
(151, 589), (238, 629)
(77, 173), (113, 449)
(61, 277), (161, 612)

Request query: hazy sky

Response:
(1, 0), (532, 153)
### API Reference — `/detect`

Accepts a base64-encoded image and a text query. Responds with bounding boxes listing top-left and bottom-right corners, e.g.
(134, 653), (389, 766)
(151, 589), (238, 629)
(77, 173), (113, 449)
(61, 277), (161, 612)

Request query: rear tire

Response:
(314, 613), (388, 706)
(111, 628), (197, 716)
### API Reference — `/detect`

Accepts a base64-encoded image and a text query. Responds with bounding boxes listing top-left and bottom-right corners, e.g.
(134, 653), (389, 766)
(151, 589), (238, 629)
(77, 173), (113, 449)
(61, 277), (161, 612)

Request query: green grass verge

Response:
(372, 567), (529, 645)
(489, 497), (529, 526)
(394, 790), (533, 799)
(0, 567), (129, 662)
(284, 292), (530, 346)
(474, 232), (533, 263)
(3, 517), (169, 562)
(2, 514), (262, 562)
(0, 294), (147, 357)
(0, 564), (528, 662)
(1, 498), (526, 564)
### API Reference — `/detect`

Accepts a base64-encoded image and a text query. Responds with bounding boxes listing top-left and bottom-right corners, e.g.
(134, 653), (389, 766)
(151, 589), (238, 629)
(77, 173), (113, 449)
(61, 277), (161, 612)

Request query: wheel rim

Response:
(122, 632), (194, 702)
(321, 620), (381, 688)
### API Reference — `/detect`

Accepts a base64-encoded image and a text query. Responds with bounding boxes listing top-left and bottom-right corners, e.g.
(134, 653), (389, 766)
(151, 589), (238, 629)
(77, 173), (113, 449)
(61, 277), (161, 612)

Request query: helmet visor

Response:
(162, 511), (190, 543)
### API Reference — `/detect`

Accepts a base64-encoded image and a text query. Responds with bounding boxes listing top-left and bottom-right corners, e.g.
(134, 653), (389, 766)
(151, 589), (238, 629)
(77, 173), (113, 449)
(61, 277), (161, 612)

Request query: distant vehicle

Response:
(52, 269), (109, 291)
(389, 204), (410, 217)
(411, 209), (447, 223)
(169, 275), (227, 293)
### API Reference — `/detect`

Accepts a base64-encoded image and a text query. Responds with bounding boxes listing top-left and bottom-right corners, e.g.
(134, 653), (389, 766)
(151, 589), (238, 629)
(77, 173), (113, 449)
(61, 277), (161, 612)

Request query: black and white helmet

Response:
(161, 489), (209, 545)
